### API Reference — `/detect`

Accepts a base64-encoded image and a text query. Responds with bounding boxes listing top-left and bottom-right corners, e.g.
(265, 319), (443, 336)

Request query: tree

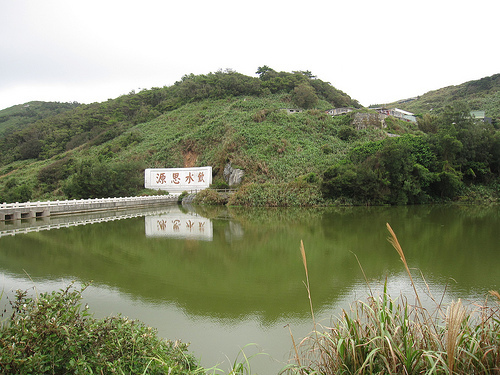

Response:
(337, 125), (358, 141)
(321, 162), (388, 204)
(294, 70), (316, 79)
(292, 83), (318, 109)
(63, 160), (143, 199)
(323, 135), (445, 204)
(418, 113), (438, 133)
(430, 170), (463, 199)
(436, 133), (463, 164)
(255, 65), (277, 81)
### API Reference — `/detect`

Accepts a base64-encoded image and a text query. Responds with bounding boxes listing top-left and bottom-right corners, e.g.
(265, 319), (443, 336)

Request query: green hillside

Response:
(0, 69), (362, 201)
(385, 73), (500, 119)
(0, 101), (80, 137)
(0, 69), (499, 205)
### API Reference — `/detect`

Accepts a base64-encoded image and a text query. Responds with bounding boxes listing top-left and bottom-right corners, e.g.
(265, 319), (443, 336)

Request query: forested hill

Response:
(0, 68), (359, 202)
(0, 68), (358, 164)
(384, 73), (500, 118)
(0, 68), (499, 206)
(0, 101), (80, 137)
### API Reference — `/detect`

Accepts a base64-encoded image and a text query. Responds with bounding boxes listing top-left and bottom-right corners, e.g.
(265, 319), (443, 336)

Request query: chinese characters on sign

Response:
(156, 219), (205, 233)
(145, 167), (212, 192)
(156, 173), (167, 184)
(145, 214), (213, 240)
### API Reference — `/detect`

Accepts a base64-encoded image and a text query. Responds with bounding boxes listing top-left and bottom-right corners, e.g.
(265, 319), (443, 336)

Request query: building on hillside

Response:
(470, 110), (492, 124)
(352, 112), (386, 130)
(373, 107), (417, 123)
(471, 110), (485, 119)
(326, 107), (354, 116)
(283, 108), (303, 114)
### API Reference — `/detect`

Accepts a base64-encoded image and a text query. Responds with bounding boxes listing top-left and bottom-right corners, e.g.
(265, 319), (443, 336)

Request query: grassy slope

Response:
(51, 96), (385, 196)
(118, 95), (377, 181)
(386, 73), (500, 118)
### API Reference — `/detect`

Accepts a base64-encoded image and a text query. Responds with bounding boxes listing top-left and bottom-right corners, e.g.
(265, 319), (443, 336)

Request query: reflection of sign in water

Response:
(145, 214), (213, 240)
(144, 167), (212, 192)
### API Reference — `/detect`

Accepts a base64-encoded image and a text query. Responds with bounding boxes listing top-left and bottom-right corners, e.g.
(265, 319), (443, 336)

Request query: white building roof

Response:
(393, 108), (414, 116)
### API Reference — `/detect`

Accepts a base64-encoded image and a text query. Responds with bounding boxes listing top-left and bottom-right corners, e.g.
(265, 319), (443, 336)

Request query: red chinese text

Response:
(185, 172), (195, 184)
(156, 173), (167, 184)
(171, 173), (181, 184)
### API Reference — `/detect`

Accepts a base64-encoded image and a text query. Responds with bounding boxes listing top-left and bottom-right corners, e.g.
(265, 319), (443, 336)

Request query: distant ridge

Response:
(386, 73), (500, 118)
(0, 101), (80, 136)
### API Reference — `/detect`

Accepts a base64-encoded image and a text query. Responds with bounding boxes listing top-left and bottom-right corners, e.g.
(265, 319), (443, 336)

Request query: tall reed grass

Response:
(284, 223), (500, 374)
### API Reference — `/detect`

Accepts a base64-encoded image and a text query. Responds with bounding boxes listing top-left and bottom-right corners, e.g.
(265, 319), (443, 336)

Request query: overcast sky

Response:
(1, 0), (499, 110)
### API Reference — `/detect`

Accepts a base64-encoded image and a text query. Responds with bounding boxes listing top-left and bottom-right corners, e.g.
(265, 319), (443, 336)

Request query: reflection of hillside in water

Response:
(0, 205), (498, 325)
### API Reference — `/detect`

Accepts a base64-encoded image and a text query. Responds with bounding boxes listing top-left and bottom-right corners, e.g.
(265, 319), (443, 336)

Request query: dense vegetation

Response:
(322, 103), (500, 205)
(2, 70), (499, 373)
(0, 101), (80, 137)
(0, 284), (201, 374)
(0, 69), (498, 205)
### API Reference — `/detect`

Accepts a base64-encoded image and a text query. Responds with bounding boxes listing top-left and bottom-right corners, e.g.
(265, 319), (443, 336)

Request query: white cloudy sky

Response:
(1, 0), (499, 110)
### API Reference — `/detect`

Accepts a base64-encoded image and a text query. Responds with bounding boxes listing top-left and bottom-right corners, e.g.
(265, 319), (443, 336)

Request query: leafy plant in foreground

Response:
(0, 283), (201, 374)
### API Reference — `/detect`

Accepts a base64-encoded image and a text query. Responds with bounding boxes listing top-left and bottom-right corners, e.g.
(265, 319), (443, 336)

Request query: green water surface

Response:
(0, 204), (499, 372)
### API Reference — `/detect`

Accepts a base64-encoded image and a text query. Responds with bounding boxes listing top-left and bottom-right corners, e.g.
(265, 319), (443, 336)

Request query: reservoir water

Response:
(0, 204), (499, 373)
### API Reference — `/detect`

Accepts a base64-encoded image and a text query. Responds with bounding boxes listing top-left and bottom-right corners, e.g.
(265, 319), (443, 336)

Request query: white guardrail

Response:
(0, 195), (176, 210)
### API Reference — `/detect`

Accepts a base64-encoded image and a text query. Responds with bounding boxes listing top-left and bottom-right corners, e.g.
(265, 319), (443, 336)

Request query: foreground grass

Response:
(284, 225), (500, 374)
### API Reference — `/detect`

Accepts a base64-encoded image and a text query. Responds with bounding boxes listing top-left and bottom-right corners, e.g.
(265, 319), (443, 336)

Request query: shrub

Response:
(0, 179), (33, 203)
(193, 189), (228, 205)
(337, 125), (358, 141)
(119, 130), (143, 147)
(301, 172), (319, 184)
(228, 181), (323, 207)
(63, 160), (144, 199)
(252, 109), (272, 123)
(321, 144), (334, 154)
(177, 190), (189, 203)
(37, 157), (74, 188)
(0, 284), (201, 374)
(139, 188), (169, 196)
(210, 179), (230, 190)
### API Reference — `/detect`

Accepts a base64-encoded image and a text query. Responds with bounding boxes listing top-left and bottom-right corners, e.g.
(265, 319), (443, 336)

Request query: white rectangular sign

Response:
(144, 167), (212, 192)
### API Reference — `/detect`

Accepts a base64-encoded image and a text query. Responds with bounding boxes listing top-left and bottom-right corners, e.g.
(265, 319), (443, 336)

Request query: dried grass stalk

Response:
(300, 240), (315, 330)
(289, 228), (500, 375)
(386, 223), (423, 309)
(489, 290), (500, 302)
(446, 299), (466, 373)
